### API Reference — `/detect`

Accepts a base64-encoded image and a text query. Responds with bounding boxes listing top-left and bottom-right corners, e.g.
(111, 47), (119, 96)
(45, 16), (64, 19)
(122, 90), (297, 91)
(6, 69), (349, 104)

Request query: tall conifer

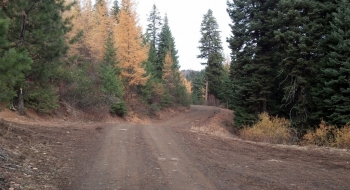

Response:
(157, 15), (179, 78)
(115, 0), (149, 95)
(146, 4), (162, 50)
(227, 0), (280, 127)
(316, 0), (350, 126)
(198, 9), (224, 98)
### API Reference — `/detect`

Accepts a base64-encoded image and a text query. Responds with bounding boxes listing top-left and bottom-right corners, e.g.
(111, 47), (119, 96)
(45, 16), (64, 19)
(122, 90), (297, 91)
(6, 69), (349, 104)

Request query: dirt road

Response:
(58, 105), (350, 190)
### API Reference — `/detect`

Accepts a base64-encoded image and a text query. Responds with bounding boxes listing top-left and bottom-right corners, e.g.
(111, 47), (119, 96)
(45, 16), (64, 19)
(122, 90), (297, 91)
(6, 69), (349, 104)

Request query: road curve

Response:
(66, 105), (350, 190)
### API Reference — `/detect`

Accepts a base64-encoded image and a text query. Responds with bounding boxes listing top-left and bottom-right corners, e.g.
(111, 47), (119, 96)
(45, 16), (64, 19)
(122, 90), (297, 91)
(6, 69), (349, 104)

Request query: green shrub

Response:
(25, 85), (59, 113)
(161, 91), (172, 107)
(110, 101), (128, 116)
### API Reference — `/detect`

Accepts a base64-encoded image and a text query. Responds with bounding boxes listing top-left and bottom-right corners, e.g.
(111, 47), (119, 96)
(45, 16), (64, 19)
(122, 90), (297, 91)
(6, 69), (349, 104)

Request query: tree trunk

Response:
(18, 88), (24, 115)
(205, 81), (208, 106)
(18, 10), (26, 115)
(263, 99), (267, 113)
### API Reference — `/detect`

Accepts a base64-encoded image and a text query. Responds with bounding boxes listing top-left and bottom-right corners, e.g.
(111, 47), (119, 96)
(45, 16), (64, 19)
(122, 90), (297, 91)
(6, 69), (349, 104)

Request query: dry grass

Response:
(302, 121), (350, 149)
(240, 113), (292, 144)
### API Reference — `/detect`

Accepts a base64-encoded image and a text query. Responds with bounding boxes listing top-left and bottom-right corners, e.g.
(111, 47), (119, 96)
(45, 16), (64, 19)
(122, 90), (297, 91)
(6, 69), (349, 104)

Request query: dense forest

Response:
(0, 0), (349, 135)
(191, 0), (349, 135)
(226, 0), (350, 133)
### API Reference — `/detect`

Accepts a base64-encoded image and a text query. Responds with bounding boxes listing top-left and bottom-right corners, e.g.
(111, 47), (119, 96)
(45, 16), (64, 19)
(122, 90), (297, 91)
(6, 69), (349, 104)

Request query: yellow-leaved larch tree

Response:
(63, 0), (83, 58)
(181, 73), (192, 94)
(64, 0), (95, 60)
(90, 0), (110, 61)
(115, 0), (149, 95)
(162, 51), (175, 89)
(68, 0), (111, 62)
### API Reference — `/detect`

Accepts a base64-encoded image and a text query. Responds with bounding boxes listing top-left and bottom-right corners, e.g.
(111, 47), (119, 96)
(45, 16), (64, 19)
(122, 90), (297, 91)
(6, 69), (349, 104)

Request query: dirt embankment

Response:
(1, 105), (350, 190)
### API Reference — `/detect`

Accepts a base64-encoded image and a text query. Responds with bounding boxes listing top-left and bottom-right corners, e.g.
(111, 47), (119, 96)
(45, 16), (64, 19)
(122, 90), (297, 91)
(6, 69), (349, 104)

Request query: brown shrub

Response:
(302, 120), (335, 146)
(302, 121), (350, 149)
(334, 124), (350, 149)
(240, 113), (292, 144)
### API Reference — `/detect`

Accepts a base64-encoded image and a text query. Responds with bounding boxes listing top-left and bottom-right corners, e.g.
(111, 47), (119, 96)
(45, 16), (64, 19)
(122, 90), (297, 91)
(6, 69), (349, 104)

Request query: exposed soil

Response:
(1, 105), (350, 190)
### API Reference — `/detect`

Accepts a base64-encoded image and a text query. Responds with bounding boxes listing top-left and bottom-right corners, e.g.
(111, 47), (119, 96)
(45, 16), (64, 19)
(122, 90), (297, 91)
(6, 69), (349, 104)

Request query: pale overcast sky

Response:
(136, 0), (232, 71)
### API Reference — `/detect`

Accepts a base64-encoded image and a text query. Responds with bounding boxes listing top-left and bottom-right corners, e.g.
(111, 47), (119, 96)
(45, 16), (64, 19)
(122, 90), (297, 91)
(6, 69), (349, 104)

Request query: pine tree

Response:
(146, 4), (162, 49)
(3, 0), (72, 113)
(198, 9), (223, 62)
(206, 51), (224, 98)
(191, 71), (205, 105)
(145, 4), (162, 79)
(115, 0), (149, 96)
(0, 17), (32, 103)
(157, 15), (179, 79)
(198, 9), (224, 98)
(100, 34), (123, 98)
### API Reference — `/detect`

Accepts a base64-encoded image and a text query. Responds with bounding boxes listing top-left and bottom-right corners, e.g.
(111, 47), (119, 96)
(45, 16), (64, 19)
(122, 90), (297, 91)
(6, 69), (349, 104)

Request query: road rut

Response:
(65, 105), (350, 190)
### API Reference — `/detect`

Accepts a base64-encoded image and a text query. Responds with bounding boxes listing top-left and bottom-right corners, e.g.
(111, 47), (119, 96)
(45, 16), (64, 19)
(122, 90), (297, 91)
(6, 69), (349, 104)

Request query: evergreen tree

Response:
(227, 0), (280, 127)
(112, 0), (120, 17)
(0, 17), (32, 103)
(3, 0), (72, 113)
(315, 0), (350, 126)
(162, 51), (190, 107)
(146, 4), (162, 49)
(146, 45), (158, 77)
(145, 4), (162, 79)
(218, 63), (232, 109)
(274, 0), (332, 129)
(206, 51), (224, 98)
(157, 15), (179, 79)
(191, 71), (205, 105)
(100, 33), (123, 98)
(198, 9), (224, 98)
(100, 51), (126, 116)
(198, 9), (223, 61)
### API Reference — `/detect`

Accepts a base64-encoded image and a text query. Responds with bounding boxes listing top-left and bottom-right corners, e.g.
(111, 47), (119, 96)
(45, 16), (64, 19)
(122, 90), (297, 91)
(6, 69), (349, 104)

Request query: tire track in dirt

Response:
(74, 124), (167, 189)
(65, 105), (350, 190)
(142, 124), (217, 190)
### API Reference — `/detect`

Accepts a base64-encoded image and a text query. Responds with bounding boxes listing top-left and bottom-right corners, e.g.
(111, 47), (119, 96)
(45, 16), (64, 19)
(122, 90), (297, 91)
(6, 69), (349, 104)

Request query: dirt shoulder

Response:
(1, 105), (350, 189)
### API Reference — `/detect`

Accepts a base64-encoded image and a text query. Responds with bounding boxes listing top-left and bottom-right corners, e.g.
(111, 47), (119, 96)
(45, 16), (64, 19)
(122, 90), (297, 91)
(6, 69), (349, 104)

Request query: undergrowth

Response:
(241, 114), (350, 149)
(302, 121), (350, 149)
(240, 112), (292, 144)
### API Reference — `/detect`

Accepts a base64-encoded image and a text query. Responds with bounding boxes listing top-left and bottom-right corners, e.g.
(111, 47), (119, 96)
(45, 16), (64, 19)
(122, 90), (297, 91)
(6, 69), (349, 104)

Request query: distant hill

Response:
(181, 70), (205, 82)
(181, 70), (196, 78)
